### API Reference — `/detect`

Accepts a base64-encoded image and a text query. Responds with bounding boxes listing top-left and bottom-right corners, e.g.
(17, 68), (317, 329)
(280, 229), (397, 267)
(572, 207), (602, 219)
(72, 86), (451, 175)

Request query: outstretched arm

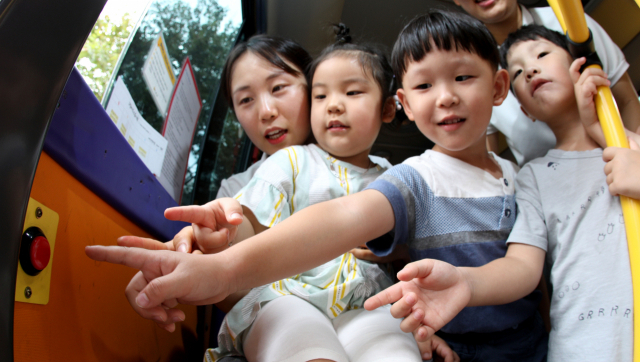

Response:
(190, 190), (395, 290)
(86, 190), (396, 312)
(364, 243), (545, 339)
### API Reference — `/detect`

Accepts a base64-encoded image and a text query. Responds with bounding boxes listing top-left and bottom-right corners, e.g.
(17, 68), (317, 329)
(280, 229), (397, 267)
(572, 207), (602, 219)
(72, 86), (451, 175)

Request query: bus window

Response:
(102, 0), (243, 205)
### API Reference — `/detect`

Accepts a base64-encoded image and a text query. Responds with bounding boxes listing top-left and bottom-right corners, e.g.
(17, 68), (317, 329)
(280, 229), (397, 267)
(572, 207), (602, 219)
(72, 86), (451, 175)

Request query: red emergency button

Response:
(20, 227), (51, 276)
(30, 236), (51, 271)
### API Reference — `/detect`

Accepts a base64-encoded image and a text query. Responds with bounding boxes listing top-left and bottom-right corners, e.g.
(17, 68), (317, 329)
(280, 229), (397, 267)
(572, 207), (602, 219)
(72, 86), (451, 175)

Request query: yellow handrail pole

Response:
(547, 0), (589, 41)
(547, 0), (640, 360)
(547, 1), (567, 35)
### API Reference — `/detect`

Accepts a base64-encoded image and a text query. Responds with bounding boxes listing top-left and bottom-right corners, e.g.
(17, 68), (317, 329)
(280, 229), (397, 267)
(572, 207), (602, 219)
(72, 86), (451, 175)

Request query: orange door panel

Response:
(14, 152), (199, 362)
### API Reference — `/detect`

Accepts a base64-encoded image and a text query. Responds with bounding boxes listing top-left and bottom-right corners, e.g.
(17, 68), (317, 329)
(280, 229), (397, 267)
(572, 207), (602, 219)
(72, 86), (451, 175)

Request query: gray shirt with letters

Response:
(507, 148), (632, 361)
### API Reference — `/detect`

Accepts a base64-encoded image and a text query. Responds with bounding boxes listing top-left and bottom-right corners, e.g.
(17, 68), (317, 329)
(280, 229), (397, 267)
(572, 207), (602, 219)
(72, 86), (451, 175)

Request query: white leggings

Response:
(243, 296), (422, 362)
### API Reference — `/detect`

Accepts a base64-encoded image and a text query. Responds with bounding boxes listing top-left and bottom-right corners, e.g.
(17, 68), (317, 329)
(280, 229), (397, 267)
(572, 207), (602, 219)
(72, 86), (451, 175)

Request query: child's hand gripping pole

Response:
(547, 0), (640, 359)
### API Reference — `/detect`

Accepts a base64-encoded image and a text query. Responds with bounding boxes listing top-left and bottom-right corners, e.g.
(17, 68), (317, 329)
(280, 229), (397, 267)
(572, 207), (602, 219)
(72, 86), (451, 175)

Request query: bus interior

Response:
(1, 0), (639, 360)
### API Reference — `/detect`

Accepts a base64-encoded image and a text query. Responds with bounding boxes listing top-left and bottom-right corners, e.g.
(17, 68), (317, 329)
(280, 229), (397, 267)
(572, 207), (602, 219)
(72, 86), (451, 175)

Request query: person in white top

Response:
(452, 0), (640, 165)
(116, 34), (313, 329)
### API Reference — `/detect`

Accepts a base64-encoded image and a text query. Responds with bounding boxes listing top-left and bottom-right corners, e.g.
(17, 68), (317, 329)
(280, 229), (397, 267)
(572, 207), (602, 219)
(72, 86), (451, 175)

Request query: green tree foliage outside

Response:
(109, 0), (241, 204)
(76, 0), (243, 206)
(209, 109), (246, 199)
(76, 14), (134, 100)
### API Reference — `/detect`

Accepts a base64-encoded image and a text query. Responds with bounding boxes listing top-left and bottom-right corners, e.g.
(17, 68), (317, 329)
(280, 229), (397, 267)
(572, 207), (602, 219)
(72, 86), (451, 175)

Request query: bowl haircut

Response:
(392, 9), (501, 86)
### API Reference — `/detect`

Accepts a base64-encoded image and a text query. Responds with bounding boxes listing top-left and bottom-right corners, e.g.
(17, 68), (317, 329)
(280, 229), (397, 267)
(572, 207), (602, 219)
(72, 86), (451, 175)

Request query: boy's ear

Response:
(382, 96), (396, 124)
(396, 89), (415, 121)
(520, 106), (536, 122)
(492, 69), (510, 106)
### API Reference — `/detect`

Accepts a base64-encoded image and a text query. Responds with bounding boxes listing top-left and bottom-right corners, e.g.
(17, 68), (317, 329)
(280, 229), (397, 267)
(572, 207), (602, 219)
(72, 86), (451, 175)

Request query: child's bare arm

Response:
(238, 206), (268, 243)
(198, 190), (395, 290)
(86, 190), (396, 312)
(364, 243), (545, 339)
(603, 138), (640, 200)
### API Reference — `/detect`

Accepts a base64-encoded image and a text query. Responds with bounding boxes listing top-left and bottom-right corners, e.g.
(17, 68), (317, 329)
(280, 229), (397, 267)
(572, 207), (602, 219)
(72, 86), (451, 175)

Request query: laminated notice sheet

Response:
(142, 32), (176, 115)
(158, 58), (202, 203)
(106, 76), (168, 176)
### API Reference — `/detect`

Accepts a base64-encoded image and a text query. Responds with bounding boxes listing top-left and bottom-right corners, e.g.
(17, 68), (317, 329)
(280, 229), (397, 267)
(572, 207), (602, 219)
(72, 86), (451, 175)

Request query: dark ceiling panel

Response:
(265, 0), (459, 55)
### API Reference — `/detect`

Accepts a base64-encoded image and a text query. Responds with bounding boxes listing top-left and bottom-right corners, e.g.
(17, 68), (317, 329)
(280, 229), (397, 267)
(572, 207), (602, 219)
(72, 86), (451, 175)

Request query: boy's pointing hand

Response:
(85, 245), (234, 313)
(364, 259), (471, 340)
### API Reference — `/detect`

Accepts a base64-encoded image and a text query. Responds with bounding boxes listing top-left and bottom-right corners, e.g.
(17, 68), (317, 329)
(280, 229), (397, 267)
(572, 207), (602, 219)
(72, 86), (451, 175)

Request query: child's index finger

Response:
(164, 205), (212, 226)
(569, 57), (586, 82)
(85, 245), (165, 271)
(217, 198), (245, 224)
(364, 284), (404, 310)
(397, 260), (436, 281)
(117, 235), (171, 251)
(227, 212), (243, 224)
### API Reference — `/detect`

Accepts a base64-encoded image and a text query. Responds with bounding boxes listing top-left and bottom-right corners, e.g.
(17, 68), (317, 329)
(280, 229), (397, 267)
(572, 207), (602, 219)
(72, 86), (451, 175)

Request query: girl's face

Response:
(230, 52), (310, 156)
(310, 56), (394, 168)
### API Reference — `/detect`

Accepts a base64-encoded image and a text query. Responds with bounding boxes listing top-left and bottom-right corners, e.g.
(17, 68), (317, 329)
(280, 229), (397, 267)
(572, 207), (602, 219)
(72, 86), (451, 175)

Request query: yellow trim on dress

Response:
(331, 254), (348, 306)
(344, 167), (349, 194)
(269, 194), (285, 227)
(285, 148), (299, 214)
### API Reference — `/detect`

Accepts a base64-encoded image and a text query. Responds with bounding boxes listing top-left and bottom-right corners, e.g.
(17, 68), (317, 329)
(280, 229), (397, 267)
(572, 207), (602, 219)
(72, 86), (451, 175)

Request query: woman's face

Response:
(453, 0), (519, 25)
(230, 52), (310, 156)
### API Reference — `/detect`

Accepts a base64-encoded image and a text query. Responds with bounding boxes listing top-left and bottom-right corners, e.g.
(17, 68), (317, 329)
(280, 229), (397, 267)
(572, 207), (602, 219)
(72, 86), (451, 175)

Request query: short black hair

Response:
(500, 25), (570, 70)
(307, 24), (395, 106)
(392, 9), (500, 85)
(221, 35), (312, 109)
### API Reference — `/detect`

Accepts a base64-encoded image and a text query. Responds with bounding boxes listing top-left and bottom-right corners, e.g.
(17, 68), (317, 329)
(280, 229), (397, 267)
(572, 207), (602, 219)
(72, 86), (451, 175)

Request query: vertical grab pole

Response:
(547, 0), (640, 360)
